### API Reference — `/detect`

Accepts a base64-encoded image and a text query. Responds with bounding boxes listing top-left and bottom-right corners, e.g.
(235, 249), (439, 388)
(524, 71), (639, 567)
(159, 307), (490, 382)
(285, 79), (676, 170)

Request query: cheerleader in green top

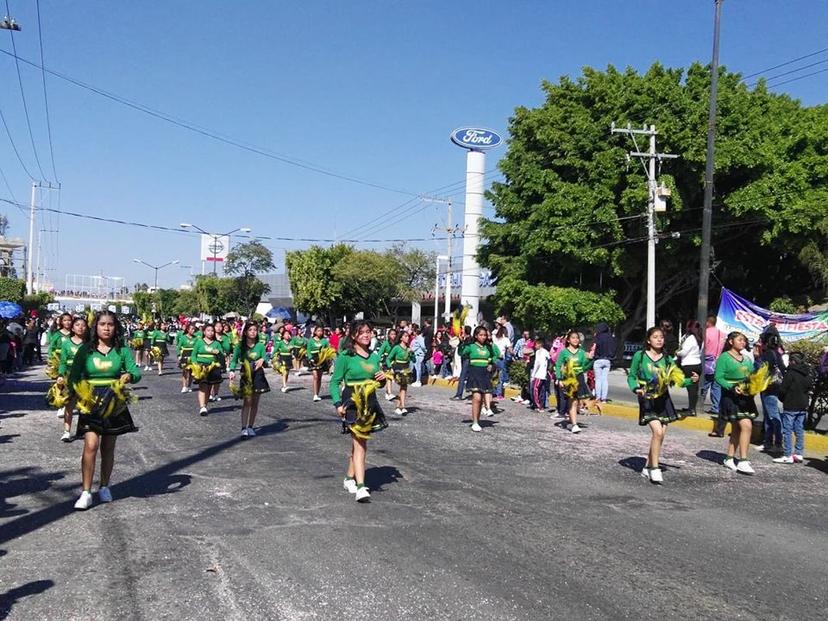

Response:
(289, 332), (306, 372)
(131, 322), (147, 367)
(306, 325), (332, 402)
(68, 311), (142, 511)
(377, 328), (398, 402)
(464, 326), (501, 432)
(330, 321), (388, 503)
(190, 324), (224, 416)
(387, 331), (413, 415)
(627, 327), (698, 484)
(554, 330), (595, 434)
(149, 321), (169, 376)
(715, 331), (759, 474)
(46, 313), (73, 384)
(271, 328), (294, 392)
(177, 323), (198, 394)
(210, 321), (231, 403)
(142, 321), (155, 371)
(55, 316), (89, 442)
(229, 321), (270, 438)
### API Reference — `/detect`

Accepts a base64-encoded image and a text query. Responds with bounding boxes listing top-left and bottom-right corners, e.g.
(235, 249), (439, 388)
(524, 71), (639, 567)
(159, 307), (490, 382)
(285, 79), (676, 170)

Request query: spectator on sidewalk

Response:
(758, 325), (786, 453)
(592, 323), (615, 403)
(704, 316), (727, 437)
(659, 319), (679, 357)
(677, 320), (703, 413)
(410, 325), (426, 387)
(530, 338), (550, 410)
(492, 325), (511, 399)
(773, 352), (813, 464)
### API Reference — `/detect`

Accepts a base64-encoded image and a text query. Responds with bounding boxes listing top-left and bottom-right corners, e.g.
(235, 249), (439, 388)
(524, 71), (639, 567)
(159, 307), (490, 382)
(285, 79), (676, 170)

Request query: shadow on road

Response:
(0, 579), (55, 620)
(0, 435), (20, 445)
(696, 449), (727, 464)
(804, 455), (827, 475)
(365, 465), (403, 492)
(618, 457), (683, 472)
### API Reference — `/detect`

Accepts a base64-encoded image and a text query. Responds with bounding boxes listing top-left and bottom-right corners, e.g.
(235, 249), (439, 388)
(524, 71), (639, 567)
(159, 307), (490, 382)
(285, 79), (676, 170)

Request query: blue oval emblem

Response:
(450, 127), (503, 150)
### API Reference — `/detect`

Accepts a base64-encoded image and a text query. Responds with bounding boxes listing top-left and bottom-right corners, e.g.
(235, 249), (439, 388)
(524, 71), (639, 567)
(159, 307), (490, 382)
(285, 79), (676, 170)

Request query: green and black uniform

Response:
(289, 335), (306, 364)
(230, 342), (270, 394)
(177, 333), (197, 368)
(330, 349), (388, 439)
(190, 338), (224, 385)
(150, 328), (169, 358)
(306, 337), (331, 371)
(627, 350), (691, 425)
(714, 351), (758, 421)
(58, 337), (85, 377)
(68, 343), (142, 437)
(555, 347), (594, 400)
(387, 344), (413, 387)
(272, 338), (293, 373)
(48, 329), (71, 358)
(131, 328), (146, 351)
(463, 341), (501, 394)
(377, 339), (396, 370)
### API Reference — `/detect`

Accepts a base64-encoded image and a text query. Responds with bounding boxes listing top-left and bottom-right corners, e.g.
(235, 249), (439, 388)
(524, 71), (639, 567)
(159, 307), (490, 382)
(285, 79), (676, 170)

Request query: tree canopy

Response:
(481, 62), (828, 339)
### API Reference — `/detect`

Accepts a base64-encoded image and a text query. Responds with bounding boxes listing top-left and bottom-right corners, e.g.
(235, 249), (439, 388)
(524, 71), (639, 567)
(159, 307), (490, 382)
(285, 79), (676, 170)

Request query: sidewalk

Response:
(426, 375), (828, 457)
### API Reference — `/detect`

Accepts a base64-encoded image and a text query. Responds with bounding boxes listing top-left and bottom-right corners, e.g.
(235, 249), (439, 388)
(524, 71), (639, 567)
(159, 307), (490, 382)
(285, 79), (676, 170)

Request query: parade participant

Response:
(387, 331), (413, 416)
(464, 326), (500, 432)
(229, 321), (270, 437)
(189, 324), (224, 416)
(628, 327), (698, 484)
(289, 329), (306, 373)
(176, 322), (198, 393)
(209, 321), (230, 402)
(69, 311), (141, 510)
(130, 322), (147, 367)
(142, 321), (155, 371)
(53, 316), (89, 441)
(377, 328), (398, 402)
(555, 330), (595, 434)
(46, 313), (73, 416)
(306, 325), (334, 402)
(330, 321), (388, 503)
(149, 321), (169, 376)
(271, 327), (294, 392)
(715, 331), (760, 475)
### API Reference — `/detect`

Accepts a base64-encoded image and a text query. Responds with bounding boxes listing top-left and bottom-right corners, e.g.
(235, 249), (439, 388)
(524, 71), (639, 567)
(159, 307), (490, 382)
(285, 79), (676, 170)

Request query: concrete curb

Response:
(426, 376), (828, 457)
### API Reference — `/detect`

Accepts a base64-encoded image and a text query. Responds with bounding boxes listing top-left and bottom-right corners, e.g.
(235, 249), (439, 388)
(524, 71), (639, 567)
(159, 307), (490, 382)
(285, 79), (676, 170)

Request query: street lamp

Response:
(0, 16), (21, 31)
(133, 258), (180, 290)
(180, 223), (252, 274)
(434, 255), (448, 328)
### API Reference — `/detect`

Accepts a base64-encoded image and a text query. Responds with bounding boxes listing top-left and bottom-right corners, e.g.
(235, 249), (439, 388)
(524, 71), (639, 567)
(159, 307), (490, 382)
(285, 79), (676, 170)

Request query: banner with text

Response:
(716, 288), (828, 343)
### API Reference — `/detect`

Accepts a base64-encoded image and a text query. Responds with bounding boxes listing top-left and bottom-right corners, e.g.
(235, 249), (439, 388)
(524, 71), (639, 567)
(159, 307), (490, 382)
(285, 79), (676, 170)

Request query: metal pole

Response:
(647, 125), (657, 329)
(461, 152), (485, 326)
(444, 201), (452, 323)
(212, 234), (218, 275)
(695, 0), (723, 415)
(25, 182), (36, 293)
(154, 267), (159, 291)
(433, 256), (440, 329)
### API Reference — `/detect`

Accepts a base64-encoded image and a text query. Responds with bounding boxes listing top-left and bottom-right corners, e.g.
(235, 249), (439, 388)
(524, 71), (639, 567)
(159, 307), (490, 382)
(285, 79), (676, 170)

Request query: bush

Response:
(507, 360), (530, 389)
(787, 340), (824, 369)
(0, 277), (25, 303)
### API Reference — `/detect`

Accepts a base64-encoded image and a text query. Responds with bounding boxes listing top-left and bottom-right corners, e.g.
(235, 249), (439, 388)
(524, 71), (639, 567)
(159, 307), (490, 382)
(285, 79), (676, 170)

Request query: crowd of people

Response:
(2, 305), (824, 510)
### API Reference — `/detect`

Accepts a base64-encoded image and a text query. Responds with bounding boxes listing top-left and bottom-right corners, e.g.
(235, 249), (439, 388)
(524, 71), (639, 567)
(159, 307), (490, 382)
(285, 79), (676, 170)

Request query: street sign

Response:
(121, 305), (131, 314)
(108, 305), (117, 313)
(90, 303), (102, 311)
(450, 127), (503, 150)
(46, 302), (59, 311)
(200, 234), (230, 263)
(74, 304), (85, 313)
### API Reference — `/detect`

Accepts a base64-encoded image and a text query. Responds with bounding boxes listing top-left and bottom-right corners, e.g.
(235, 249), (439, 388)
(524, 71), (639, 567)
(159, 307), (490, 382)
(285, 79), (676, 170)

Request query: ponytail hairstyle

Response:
(340, 320), (373, 355)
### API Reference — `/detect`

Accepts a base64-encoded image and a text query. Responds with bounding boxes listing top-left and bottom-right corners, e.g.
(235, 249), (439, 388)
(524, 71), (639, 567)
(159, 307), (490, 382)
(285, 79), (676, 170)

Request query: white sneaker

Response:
(394, 408), (403, 415)
(640, 468), (651, 481)
(60, 430), (72, 442)
(180, 387), (188, 393)
(411, 381), (422, 387)
(144, 365), (150, 371)
(208, 395), (216, 402)
(736, 460), (755, 475)
(723, 457), (738, 471)
(214, 396), (222, 402)
(649, 468), (663, 484)
(471, 422), (482, 432)
(74, 490), (93, 510)
(241, 428), (249, 437)
(98, 486), (113, 503)
(385, 393), (396, 401)
(793, 454), (804, 463)
(199, 407), (208, 416)
(187, 387), (193, 393)
(281, 385), (288, 393)
(400, 408), (408, 415)
(246, 427), (256, 437)
(570, 424), (582, 434)
(773, 455), (794, 464)
(355, 486), (371, 502)
(313, 395), (322, 402)
(343, 478), (358, 494)
(521, 399), (531, 405)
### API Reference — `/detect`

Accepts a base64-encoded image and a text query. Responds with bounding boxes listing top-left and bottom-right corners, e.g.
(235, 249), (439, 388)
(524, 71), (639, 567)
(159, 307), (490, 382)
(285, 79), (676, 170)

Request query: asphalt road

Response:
(1, 363), (826, 621)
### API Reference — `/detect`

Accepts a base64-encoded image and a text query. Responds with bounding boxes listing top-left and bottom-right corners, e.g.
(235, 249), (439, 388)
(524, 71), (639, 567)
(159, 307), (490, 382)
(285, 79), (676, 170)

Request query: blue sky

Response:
(0, 0), (826, 290)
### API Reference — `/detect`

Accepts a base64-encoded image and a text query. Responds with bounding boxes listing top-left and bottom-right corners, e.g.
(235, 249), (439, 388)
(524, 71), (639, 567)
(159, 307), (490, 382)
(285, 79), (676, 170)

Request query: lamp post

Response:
(133, 259), (180, 290)
(434, 255), (448, 329)
(179, 223), (251, 274)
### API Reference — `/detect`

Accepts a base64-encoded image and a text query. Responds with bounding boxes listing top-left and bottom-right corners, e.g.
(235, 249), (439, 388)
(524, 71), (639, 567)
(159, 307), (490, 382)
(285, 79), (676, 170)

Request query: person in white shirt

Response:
(492, 327), (512, 398)
(530, 339), (550, 410)
(677, 320), (703, 412)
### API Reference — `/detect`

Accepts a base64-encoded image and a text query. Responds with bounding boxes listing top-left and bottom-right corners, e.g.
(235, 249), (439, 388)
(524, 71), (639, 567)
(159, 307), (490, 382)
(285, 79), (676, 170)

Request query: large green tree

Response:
(225, 240), (275, 315)
(481, 62), (828, 342)
(285, 244), (351, 320)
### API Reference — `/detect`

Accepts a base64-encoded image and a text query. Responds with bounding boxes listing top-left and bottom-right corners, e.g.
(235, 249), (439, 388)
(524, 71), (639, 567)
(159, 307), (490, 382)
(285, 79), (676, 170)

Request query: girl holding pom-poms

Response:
(271, 328), (293, 393)
(554, 330), (594, 434)
(387, 331), (413, 416)
(68, 310), (141, 510)
(176, 322), (198, 393)
(628, 327), (698, 484)
(52, 316), (89, 442)
(229, 321), (270, 438)
(189, 323), (224, 417)
(306, 324), (333, 402)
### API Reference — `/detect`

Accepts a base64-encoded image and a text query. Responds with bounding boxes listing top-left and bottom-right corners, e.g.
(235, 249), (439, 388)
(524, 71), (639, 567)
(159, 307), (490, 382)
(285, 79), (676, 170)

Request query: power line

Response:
(34, 0), (58, 182)
(764, 66), (828, 89)
(747, 57), (828, 87)
(0, 161), (18, 204)
(0, 47), (428, 198)
(0, 103), (35, 180)
(4, 0), (48, 181)
(742, 46), (828, 79)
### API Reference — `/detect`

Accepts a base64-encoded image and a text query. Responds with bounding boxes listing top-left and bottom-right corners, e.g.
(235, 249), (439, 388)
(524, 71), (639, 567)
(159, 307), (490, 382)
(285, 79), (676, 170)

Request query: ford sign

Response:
(450, 127), (503, 150)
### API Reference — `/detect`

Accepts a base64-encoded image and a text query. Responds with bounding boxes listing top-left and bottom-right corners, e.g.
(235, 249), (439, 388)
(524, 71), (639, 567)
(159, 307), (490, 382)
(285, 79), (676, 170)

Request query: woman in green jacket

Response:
(190, 324), (224, 416)
(271, 328), (294, 393)
(229, 321), (270, 438)
(463, 326), (500, 432)
(306, 324), (332, 402)
(715, 331), (758, 475)
(555, 330), (594, 434)
(177, 322), (198, 394)
(55, 316), (89, 442)
(69, 311), (141, 510)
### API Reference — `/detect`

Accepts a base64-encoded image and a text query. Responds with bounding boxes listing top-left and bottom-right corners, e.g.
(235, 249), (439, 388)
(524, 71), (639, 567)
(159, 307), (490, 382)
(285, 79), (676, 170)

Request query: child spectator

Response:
(773, 352), (813, 464)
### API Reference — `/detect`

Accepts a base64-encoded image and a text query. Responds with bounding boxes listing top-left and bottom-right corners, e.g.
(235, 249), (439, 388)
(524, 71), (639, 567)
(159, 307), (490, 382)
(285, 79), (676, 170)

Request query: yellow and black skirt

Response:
(340, 381), (388, 440)
(178, 348), (193, 369)
(466, 364), (494, 394)
(74, 380), (138, 437)
(392, 362), (413, 388)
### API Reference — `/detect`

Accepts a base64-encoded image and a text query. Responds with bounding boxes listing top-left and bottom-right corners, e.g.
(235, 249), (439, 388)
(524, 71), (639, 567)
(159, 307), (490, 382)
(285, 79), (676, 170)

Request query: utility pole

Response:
(25, 182), (36, 294)
(611, 123), (677, 328)
(425, 197), (462, 324)
(696, 0), (724, 415)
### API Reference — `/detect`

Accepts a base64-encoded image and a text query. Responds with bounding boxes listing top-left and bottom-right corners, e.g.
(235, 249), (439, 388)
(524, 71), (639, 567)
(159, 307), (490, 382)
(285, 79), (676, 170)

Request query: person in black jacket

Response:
(759, 325), (786, 453)
(773, 352), (812, 464)
(592, 323), (616, 402)
(659, 320), (678, 357)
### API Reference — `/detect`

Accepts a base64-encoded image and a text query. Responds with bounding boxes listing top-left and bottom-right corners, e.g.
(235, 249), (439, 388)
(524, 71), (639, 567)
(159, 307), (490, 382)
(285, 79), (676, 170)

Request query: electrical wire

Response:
(0, 103), (36, 180)
(0, 161), (18, 204)
(34, 0), (58, 182)
(763, 66), (828, 89)
(747, 57), (828, 88)
(742, 46), (828, 79)
(4, 0), (48, 181)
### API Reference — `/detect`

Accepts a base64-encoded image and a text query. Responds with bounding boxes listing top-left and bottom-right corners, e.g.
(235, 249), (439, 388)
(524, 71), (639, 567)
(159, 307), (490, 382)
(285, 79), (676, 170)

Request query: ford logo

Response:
(450, 127), (503, 150)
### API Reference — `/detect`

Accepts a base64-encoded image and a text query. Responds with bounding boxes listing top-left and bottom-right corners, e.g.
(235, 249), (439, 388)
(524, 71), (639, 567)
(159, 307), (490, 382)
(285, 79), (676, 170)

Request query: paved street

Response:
(1, 364), (826, 620)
